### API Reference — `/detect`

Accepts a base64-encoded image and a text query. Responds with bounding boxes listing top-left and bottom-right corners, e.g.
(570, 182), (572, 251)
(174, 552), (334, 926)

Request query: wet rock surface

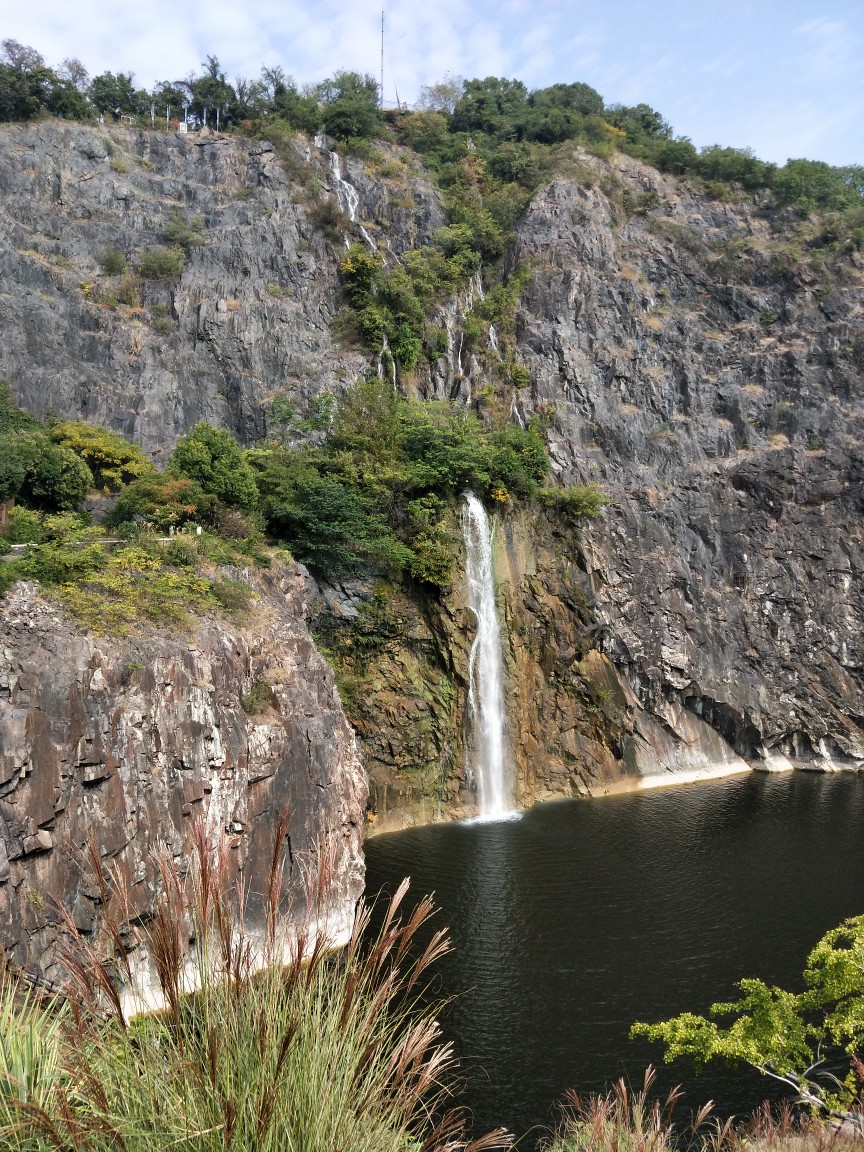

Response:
(0, 562), (366, 981)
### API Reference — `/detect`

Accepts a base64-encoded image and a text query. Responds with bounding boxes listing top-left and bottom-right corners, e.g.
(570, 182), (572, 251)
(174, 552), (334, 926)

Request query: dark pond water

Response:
(364, 772), (864, 1146)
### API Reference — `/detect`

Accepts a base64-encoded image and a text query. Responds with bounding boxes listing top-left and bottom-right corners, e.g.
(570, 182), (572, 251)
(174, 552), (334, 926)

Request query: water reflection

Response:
(365, 773), (864, 1145)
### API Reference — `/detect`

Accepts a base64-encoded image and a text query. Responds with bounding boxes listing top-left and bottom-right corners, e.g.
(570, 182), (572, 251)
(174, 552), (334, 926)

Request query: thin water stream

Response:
(365, 773), (864, 1146)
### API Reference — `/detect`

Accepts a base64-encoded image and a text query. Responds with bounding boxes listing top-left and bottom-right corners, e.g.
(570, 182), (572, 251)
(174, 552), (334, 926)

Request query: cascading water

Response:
(462, 493), (513, 819)
(314, 136), (378, 252)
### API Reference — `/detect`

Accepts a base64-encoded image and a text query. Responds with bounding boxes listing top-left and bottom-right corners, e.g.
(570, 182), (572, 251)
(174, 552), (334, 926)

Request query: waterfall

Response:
(377, 336), (397, 391)
(314, 136), (378, 252)
(463, 493), (513, 819)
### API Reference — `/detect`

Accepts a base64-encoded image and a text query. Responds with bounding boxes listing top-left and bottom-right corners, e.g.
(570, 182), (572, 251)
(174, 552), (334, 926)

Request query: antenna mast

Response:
(380, 8), (384, 108)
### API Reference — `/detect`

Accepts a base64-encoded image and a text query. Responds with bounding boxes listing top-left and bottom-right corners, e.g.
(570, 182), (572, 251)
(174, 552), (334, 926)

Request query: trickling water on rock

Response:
(462, 493), (513, 818)
(315, 136), (378, 251)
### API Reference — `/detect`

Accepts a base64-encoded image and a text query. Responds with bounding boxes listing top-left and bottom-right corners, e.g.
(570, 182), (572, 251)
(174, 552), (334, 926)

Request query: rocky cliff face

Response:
(512, 153), (864, 773)
(0, 120), (442, 456)
(0, 562), (366, 982)
(311, 151), (864, 831)
(1, 121), (862, 844)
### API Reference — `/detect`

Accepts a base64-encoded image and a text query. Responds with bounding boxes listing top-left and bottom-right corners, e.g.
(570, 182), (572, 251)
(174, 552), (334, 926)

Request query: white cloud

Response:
(2, 0), (860, 164)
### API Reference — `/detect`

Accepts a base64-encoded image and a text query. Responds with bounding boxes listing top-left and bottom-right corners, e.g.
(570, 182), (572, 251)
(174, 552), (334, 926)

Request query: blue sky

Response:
(5, 0), (862, 165)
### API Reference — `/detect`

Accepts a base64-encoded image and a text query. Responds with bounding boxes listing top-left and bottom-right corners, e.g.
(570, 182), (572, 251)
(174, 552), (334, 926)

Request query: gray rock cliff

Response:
(0, 122), (862, 845)
(0, 562), (366, 982)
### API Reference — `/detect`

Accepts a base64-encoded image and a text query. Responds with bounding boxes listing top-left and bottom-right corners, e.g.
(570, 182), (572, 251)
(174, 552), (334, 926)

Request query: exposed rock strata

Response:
(0, 563), (366, 982)
(0, 121), (442, 456)
(1, 123), (862, 838)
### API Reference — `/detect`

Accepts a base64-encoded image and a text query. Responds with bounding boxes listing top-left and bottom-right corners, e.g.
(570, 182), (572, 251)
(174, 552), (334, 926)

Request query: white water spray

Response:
(463, 493), (512, 818)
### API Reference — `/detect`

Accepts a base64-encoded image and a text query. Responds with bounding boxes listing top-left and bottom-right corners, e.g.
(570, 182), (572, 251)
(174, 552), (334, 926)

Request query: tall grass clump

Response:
(0, 964), (65, 1149)
(542, 1068), (705, 1152)
(3, 820), (509, 1152)
(541, 1068), (863, 1152)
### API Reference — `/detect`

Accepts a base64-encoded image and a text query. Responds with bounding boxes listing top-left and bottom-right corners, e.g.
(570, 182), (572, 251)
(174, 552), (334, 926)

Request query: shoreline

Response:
(365, 757), (863, 838)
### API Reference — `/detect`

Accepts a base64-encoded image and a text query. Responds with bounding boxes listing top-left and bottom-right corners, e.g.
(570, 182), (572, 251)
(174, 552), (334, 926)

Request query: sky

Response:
(4, 0), (862, 166)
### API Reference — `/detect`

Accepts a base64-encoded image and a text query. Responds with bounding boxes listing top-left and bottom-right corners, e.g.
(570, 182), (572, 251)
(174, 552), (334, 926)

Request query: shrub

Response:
(164, 209), (206, 248)
(162, 536), (197, 566)
(170, 422), (259, 513)
(241, 675), (273, 713)
(2, 505), (43, 544)
(109, 473), (213, 530)
(56, 546), (215, 633)
(137, 246), (185, 281)
(540, 484), (609, 523)
(0, 430), (93, 510)
(118, 272), (142, 306)
(50, 421), (154, 491)
(98, 248), (127, 275)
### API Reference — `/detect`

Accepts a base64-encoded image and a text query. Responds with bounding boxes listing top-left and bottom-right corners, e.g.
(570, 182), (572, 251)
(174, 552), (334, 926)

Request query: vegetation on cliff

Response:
(0, 379), (603, 621)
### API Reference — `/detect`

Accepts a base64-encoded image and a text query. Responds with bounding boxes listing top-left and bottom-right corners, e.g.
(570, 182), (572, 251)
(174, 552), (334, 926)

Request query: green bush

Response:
(98, 248), (127, 275)
(109, 473), (213, 530)
(162, 536), (198, 566)
(165, 209), (206, 248)
(137, 246), (185, 281)
(2, 505), (44, 544)
(170, 422), (259, 513)
(0, 430), (93, 510)
(540, 484), (609, 523)
(241, 675), (273, 713)
(51, 421), (154, 491)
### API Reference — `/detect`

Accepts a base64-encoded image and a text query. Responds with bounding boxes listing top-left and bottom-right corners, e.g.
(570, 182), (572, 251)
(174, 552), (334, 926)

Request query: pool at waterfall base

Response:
(365, 771), (864, 1146)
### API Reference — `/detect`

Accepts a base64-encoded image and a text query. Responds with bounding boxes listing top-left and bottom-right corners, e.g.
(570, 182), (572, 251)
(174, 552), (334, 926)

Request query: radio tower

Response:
(380, 8), (384, 109)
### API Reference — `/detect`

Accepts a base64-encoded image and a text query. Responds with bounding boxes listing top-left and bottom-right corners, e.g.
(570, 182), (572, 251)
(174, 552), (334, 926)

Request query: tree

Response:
(319, 71), (380, 140)
(0, 431), (93, 510)
(451, 76), (529, 136)
(170, 423), (258, 512)
(0, 40), (56, 121)
(183, 55), (237, 127)
(632, 914), (864, 1127)
(605, 102), (673, 144)
(773, 159), (859, 214)
(50, 421), (154, 491)
(418, 74), (464, 115)
(89, 71), (145, 118)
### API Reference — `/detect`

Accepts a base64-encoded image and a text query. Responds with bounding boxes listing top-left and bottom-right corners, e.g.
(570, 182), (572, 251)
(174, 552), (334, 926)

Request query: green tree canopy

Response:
(633, 914), (864, 1120)
(169, 422), (259, 512)
(51, 421), (155, 491)
(319, 70), (380, 141)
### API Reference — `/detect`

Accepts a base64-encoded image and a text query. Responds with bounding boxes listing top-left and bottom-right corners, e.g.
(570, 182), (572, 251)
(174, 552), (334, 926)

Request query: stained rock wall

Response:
(0, 562), (366, 982)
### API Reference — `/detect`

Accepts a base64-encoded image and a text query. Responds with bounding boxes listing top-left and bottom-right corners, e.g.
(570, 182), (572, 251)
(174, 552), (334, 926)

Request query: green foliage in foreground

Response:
(0, 823), (509, 1152)
(632, 915), (864, 1120)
